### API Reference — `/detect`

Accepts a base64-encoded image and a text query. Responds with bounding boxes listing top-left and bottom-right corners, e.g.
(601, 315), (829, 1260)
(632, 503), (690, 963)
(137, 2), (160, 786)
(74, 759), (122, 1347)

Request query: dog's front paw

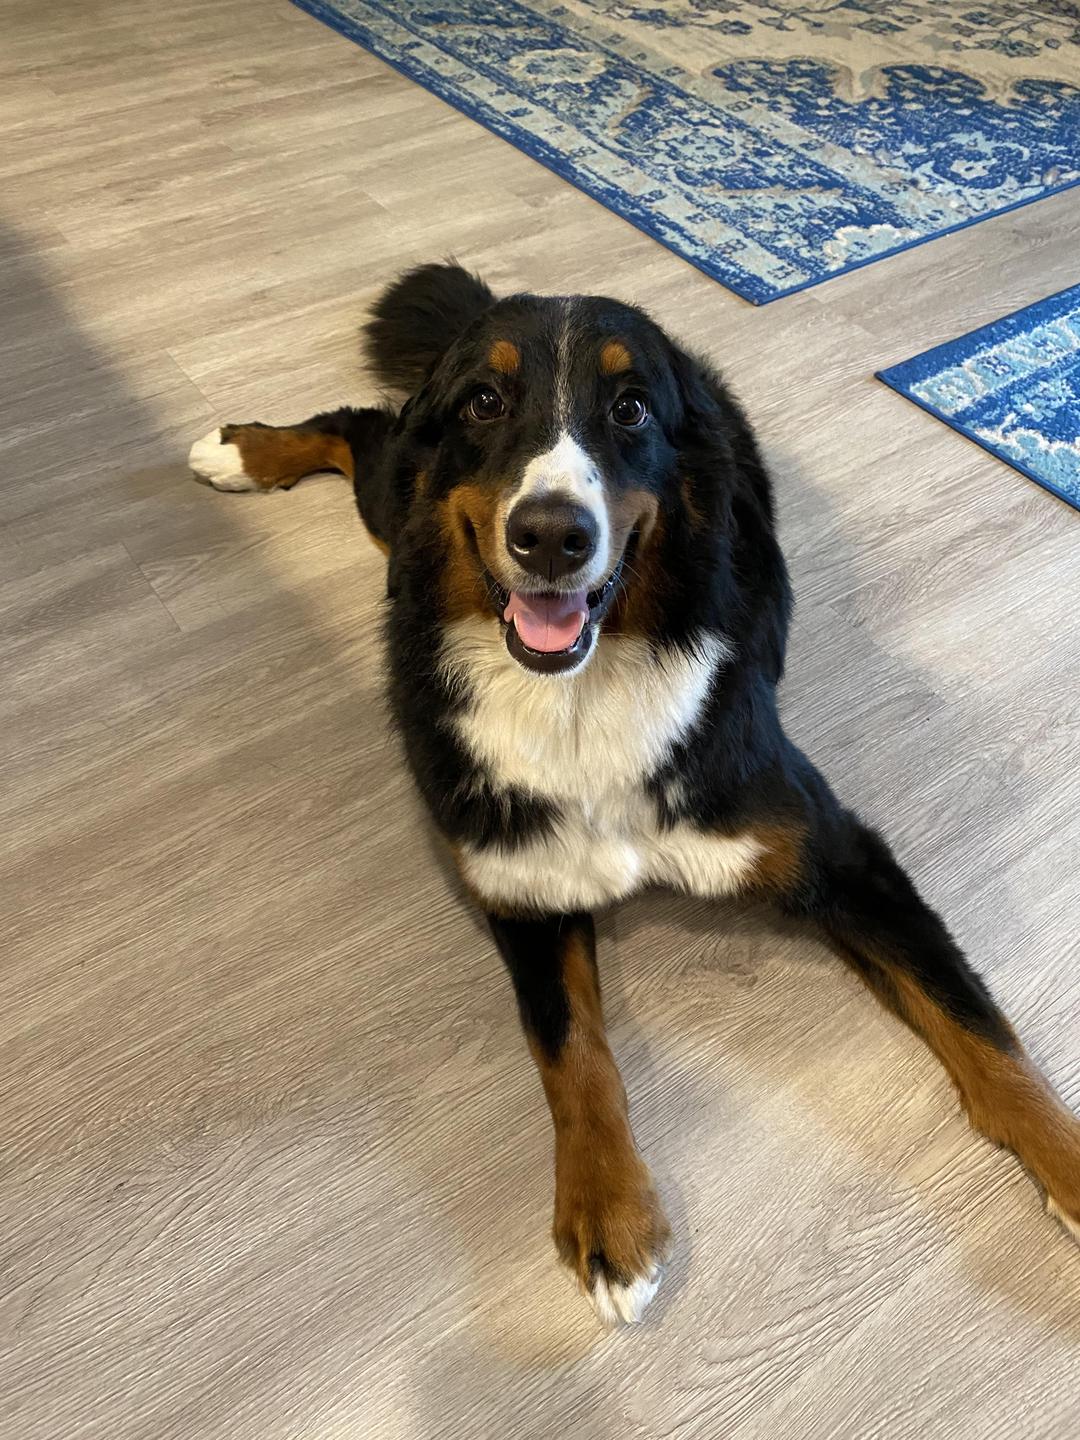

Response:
(189, 427), (262, 491)
(553, 1151), (671, 1325)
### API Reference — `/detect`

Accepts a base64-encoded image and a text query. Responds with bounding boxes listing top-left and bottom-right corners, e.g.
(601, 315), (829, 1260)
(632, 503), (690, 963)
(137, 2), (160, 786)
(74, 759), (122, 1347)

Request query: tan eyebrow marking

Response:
(488, 339), (521, 375)
(599, 339), (632, 375)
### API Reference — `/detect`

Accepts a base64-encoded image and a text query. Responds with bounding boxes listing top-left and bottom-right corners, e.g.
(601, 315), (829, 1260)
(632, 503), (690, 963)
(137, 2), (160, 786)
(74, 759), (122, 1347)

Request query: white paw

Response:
(188, 429), (259, 491)
(589, 1265), (663, 1326)
(1047, 1195), (1080, 1246)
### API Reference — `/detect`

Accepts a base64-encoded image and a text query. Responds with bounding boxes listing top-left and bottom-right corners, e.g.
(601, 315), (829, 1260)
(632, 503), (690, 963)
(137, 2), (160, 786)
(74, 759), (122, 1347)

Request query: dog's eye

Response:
(466, 387), (505, 423)
(611, 394), (648, 428)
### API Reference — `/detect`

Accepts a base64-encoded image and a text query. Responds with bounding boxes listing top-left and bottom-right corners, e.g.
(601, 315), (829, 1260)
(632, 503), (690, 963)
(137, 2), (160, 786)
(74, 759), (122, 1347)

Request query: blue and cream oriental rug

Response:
(291, 0), (1080, 302)
(878, 284), (1080, 512)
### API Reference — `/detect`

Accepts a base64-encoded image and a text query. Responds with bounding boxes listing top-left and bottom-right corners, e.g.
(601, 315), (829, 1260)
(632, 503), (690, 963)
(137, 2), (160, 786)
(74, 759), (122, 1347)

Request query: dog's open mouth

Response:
(488, 555), (625, 676)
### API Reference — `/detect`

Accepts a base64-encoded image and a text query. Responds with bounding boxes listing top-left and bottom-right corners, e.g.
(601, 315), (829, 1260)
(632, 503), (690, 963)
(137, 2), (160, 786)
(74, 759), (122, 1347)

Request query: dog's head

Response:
(380, 271), (787, 679)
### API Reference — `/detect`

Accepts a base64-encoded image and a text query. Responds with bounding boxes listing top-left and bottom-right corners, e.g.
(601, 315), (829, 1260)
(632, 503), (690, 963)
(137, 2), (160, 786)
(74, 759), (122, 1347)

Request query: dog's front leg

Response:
(488, 910), (670, 1324)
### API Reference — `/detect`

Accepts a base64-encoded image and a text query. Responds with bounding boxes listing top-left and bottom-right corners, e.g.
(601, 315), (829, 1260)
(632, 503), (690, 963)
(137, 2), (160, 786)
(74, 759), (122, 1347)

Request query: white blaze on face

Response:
(555, 298), (577, 429)
(505, 431), (611, 591)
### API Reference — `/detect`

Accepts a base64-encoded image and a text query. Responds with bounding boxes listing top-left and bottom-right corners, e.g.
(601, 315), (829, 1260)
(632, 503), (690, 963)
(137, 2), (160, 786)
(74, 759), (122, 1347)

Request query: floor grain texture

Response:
(2, 2), (1079, 1436)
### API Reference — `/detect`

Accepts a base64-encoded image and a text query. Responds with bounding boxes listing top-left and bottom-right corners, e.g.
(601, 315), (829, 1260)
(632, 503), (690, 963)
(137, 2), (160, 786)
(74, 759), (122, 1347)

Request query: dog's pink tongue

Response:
(504, 589), (588, 652)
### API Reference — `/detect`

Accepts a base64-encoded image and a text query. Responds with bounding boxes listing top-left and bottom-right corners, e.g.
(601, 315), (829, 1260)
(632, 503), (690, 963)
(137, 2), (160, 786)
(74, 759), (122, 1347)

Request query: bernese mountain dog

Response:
(189, 262), (1080, 1325)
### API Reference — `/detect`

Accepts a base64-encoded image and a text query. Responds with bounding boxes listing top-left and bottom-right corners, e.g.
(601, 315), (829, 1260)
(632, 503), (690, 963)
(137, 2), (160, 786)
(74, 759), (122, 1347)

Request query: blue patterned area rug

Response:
(878, 284), (1080, 512)
(291, 0), (1080, 303)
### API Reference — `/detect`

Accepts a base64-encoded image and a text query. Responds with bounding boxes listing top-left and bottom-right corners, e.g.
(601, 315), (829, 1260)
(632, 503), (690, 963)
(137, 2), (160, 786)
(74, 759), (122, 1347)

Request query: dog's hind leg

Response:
(488, 910), (671, 1324)
(766, 809), (1080, 1245)
(189, 406), (392, 496)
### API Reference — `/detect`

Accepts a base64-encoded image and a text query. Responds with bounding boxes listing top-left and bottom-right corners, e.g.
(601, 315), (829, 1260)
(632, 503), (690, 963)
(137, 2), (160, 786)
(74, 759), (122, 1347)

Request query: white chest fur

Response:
(442, 620), (765, 912)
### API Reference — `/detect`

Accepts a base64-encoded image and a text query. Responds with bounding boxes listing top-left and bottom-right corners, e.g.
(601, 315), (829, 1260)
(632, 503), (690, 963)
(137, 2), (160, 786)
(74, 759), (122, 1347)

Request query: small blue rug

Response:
(291, 0), (1080, 303)
(877, 284), (1080, 512)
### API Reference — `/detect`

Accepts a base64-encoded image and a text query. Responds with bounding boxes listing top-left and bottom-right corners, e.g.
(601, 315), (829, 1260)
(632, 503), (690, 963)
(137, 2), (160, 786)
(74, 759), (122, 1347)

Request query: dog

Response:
(189, 262), (1080, 1325)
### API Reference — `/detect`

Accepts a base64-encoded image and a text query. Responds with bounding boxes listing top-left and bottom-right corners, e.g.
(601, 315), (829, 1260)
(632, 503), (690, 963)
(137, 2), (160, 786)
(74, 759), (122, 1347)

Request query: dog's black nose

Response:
(505, 495), (599, 581)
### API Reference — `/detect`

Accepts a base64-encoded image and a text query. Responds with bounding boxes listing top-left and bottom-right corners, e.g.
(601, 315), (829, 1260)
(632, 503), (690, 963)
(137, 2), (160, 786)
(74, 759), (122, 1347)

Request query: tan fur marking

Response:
(436, 483), (501, 622)
(599, 339), (632, 376)
(220, 424), (353, 490)
(609, 492), (664, 636)
(488, 339), (521, 375)
(887, 969), (1080, 1224)
(533, 933), (670, 1289)
(750, 823), (806, 893)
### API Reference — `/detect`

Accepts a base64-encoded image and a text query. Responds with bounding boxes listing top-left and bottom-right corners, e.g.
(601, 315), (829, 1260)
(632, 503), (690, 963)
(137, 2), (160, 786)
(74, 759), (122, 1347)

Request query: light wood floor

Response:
(3, 2), (1079, 1435)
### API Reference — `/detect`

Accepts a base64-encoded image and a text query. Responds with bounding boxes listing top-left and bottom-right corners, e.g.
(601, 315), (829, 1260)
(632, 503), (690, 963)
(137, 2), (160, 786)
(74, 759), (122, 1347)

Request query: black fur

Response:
(488, 912), (595, 1061)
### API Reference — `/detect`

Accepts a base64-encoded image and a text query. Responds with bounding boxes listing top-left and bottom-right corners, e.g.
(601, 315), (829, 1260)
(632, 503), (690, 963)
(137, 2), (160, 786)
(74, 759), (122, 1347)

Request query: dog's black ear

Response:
(670, 340), (792, 679)
(364, 260), (495, 392)
(670, 342), (778, 522)
(668, 342), (738, 440)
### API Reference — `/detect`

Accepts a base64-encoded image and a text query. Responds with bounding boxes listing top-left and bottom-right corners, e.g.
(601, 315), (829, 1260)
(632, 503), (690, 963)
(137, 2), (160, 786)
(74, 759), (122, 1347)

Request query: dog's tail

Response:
(363, 261), (495, 392)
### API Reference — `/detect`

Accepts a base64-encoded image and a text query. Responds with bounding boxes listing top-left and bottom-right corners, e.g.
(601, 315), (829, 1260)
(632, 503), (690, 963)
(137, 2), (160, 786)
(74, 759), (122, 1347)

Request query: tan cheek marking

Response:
(221, 425), (354, 489)
(599, 340), (632, 376)
(488, 339), (521, 375)
(437, 482), (502, 621)
(607, 479), (701, 636)
(607, 491), (663, 635)
(608, 489), (659, 549)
